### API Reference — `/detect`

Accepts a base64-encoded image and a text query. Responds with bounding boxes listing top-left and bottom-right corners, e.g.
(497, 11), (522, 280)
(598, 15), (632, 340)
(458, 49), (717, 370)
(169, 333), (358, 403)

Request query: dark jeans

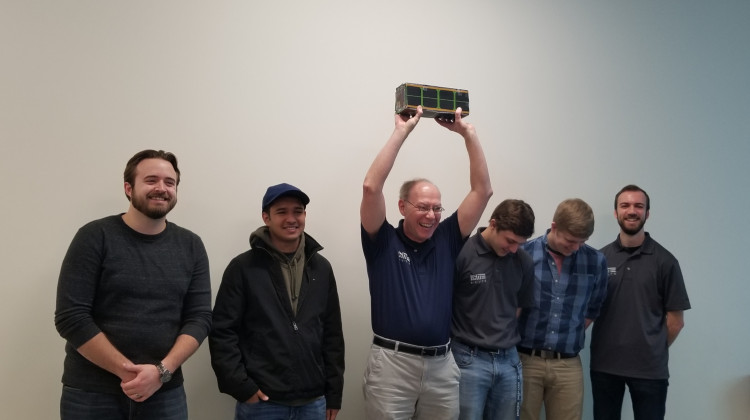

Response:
(590, 370), (669, 420)
(60, 384), (187, 420)
(235, 397), (326, 420)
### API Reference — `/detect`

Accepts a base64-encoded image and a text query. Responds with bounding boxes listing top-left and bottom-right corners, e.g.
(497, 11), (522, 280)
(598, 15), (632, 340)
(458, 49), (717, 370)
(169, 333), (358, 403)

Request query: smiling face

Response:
(125, 158), (178, 220)
(262, 195), (306, 253)
(616, 190), (649, 235)
(399, 181), (442, 243)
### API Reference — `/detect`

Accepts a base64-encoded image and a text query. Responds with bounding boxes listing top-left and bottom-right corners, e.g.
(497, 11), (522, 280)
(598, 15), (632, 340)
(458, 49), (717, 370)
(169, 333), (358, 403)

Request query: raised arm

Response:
(361, 107), (423, 237)
(435, 108), (493, 238)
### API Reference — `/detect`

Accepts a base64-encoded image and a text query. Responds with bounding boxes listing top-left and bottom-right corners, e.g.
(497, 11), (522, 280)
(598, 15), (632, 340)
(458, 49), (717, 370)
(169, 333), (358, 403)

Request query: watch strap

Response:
(155, 362), (172, 383)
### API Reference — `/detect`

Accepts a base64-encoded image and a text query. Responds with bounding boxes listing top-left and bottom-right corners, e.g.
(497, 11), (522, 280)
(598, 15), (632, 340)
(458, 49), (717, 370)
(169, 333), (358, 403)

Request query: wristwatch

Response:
(155, 362), (173, 383)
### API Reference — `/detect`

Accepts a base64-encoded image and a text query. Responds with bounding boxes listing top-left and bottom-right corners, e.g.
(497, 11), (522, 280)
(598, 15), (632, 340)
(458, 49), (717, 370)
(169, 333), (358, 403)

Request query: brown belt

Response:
(517, 346), (577, 359)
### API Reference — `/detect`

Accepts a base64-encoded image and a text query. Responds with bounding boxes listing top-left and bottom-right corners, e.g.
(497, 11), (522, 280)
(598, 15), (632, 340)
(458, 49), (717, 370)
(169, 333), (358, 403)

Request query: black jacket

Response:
(209, 230), (345, 408)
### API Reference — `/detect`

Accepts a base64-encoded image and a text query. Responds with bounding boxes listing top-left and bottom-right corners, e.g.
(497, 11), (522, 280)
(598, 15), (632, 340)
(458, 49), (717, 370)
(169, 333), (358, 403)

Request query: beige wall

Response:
(1, 1), (749, 419)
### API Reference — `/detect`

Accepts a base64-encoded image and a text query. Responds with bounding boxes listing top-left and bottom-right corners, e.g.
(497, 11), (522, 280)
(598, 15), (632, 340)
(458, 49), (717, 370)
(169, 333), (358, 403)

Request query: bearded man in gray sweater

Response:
(55, 149), (212, 420)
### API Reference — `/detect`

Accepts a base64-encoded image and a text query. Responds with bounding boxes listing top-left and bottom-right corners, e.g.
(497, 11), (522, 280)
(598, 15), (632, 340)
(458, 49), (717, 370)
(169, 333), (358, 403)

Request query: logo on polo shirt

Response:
(607, 267), (616, 277)
(469, 273), (487, 284)
(398, 251), (411, 264)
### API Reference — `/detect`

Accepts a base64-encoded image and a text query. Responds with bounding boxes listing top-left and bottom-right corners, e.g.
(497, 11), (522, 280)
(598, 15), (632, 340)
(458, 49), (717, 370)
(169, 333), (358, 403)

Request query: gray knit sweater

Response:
(55, 215), (212, 394)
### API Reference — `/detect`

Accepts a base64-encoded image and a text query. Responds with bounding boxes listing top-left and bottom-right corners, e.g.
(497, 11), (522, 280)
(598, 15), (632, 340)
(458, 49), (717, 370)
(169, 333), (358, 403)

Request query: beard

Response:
(131, 190), (177, 220)
(618, 216), (646, 236)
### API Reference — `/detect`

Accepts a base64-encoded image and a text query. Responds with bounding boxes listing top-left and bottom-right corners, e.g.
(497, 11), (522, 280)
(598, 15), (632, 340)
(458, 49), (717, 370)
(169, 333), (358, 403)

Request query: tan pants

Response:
(363, 344), (460, 420)
(519, 353), (583, 420)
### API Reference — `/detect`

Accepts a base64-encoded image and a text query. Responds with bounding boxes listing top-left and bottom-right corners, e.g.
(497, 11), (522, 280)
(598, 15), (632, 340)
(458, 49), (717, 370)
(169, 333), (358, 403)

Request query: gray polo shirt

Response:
(591, 233), (691, 379)
(452, 229), (535, 350)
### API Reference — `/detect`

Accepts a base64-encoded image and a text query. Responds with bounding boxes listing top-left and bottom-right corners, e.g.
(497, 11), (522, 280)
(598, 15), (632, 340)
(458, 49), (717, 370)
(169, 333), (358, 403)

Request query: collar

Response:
(396, 219), (432, 252)
(476, 227), (517, 258)
(541, 228), (571, 257)
(546, 244), (566, 256)
(475, 227), (493, 255)
(614, 231), (654, 255)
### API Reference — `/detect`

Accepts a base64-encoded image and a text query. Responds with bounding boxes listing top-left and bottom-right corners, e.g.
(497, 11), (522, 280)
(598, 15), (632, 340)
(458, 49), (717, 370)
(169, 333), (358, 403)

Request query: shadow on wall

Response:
(725, 376), (750, 420)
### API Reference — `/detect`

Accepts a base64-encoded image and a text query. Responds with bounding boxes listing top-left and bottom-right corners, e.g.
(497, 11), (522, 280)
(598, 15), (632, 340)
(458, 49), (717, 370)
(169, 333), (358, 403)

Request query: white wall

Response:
(1, 1), (748, 419)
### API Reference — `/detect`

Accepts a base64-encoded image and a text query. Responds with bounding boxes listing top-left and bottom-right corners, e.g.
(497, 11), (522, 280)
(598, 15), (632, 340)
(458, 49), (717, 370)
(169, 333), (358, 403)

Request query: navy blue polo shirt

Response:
(361, 212), (465, 346)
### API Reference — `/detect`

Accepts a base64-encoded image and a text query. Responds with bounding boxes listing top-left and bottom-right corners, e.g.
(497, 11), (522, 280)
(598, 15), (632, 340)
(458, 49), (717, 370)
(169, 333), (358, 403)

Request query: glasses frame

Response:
(404, 200), (445, 215)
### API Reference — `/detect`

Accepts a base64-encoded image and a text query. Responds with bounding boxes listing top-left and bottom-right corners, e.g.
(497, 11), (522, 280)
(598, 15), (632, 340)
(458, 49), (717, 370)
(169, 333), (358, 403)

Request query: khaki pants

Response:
(363, 344), (460, 420)
(519, 353), (583, 420)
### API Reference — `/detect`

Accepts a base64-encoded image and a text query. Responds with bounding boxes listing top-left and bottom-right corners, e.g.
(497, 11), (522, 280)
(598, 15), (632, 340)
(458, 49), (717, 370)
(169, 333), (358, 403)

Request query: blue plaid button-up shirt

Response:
(518, 230), (608, 355)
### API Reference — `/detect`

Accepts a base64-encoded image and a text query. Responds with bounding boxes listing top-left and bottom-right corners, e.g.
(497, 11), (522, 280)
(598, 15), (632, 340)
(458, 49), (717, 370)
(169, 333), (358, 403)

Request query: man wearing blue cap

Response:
(210, 183), (345, 420)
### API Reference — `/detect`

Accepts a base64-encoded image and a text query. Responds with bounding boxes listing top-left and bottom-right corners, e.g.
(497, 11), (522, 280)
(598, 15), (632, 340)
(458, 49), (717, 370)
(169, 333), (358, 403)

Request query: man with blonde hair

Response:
(517, 198), (608, 420)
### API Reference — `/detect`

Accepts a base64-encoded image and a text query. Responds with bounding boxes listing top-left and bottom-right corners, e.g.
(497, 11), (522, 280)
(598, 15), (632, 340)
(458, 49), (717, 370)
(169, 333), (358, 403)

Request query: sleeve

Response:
(322, 262), (345, 409)
(585, 251), (609, 320)
(179, 235), (212, 344)
(360, 220), (389, 262)
(209, 258), (259, 402)
(453, 240), (468, 286)
(518, 251), (537, 309)
(445, 212), (468, 257)
(54, 224), (104, 348)
(662, 257), (691, 311)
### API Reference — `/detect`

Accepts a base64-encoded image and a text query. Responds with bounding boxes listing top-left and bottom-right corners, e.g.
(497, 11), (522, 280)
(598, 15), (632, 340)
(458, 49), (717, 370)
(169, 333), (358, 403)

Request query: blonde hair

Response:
(553, 198), (594, 238)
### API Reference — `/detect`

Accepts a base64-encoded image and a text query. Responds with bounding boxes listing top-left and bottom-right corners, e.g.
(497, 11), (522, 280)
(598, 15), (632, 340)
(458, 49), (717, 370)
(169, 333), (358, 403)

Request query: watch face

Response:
(157, 363), (173, 383)
(161, 371), (172, 383)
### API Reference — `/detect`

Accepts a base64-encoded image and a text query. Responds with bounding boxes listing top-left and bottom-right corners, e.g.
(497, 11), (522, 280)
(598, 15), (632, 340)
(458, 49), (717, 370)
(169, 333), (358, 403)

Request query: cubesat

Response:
(395, 83), (469, 121)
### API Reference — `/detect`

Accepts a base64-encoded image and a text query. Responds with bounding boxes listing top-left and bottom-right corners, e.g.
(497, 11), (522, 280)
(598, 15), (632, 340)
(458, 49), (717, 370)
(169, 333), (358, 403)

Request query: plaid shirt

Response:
(518, 230), (608, 354)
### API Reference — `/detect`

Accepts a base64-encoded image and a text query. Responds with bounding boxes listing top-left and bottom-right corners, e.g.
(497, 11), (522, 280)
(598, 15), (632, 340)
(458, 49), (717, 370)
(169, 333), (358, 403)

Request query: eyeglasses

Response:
(404, 200), (445, 215)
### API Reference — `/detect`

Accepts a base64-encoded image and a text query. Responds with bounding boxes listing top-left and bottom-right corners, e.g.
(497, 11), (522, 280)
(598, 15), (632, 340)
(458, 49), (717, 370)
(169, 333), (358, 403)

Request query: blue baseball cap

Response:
(262, 183), (310, 211)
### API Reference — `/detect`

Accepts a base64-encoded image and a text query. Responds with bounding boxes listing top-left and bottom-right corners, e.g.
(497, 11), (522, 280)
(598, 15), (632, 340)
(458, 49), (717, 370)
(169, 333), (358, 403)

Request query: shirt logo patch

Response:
(470, 273), (487, 284)
(398, 251), (411, 264)
(607, 267), (617, 277)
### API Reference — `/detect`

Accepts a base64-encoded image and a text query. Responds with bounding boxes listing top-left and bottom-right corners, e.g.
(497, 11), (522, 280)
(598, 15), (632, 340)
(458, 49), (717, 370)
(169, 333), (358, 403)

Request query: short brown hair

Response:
(123, 150), (180, 201)
(553, 198), (594, 238)
(615, 184), (650, 210)
(490, 199), (535, 238)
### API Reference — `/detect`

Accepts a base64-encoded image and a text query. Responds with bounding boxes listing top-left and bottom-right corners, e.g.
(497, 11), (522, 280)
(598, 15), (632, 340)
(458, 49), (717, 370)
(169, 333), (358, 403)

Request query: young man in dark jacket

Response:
(209, 183), (345, 420)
